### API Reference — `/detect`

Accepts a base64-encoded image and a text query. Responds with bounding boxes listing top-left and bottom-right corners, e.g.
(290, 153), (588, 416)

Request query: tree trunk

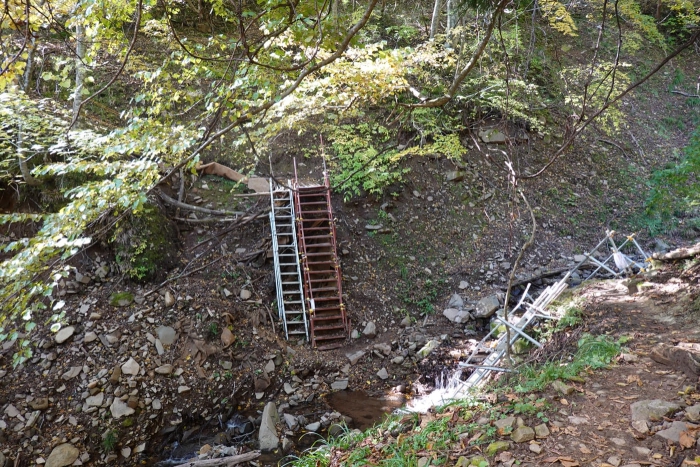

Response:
(72, 21), (86, 126)
(430, 0), (442, 39)
(17, 123), (42, 187)
(446, 0), (457, 36)
(23, 35), (37, 92)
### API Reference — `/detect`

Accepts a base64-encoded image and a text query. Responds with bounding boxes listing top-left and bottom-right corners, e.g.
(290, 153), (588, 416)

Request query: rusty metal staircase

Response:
(269, 180), (309, 341)
(293, 165), (348, 350)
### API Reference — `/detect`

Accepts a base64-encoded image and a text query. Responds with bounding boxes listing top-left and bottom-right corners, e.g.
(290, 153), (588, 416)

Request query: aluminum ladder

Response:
(269, 180), (308, 341)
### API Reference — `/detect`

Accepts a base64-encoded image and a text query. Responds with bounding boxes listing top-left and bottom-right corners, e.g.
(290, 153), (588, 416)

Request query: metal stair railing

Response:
(449, 231), (650, 398)
(269, 179), (308, 341)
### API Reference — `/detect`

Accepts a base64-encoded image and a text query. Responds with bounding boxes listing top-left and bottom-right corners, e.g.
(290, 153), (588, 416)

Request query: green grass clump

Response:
(514, 333), (623, 392)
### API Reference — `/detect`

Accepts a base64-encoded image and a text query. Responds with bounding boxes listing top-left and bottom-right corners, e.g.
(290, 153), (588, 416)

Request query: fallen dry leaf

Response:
(221, 328), (235, 348)
(560, 459), (580, 467)
(560, 398), (569, 405)
(579, 446), (591, 454)
(680, 431), (696, 449)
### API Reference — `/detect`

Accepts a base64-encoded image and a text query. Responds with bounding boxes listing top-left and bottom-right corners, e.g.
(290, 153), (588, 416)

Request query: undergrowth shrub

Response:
(641, 125), (700, 236)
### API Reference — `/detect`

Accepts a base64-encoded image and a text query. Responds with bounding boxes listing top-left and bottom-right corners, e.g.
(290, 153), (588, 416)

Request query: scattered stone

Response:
(55, 326), (75, 344)
(45, 443), (79, 467)
(362, 322), (377, 338)
(417, 340), (440, 358)
(377, 368), (389, 380)
(284, 413), (298, 430)
(485, 440), (510, 456)
(447, 293), (464, 309)
(400, 316), (412, 327)
(607, 456), (622, 467)
(84, 331), (98, 343)
(156, 326), (177, 346)
(178, 386), (191, 394)
(610, 437), (626, 446)
(152, 399), (162, 410)
(121, 447), (131, 459)
(511, 426), (535, 443)
(630, 400), (680, 422)
(568, 416), (588, 425)
(164, 291), (176, 307)
(223, 288), (232, 298)
(631, 420), (649, 434)
(331, 380), (349, 390)
(365, 223), (383, 231)
(347, 351), (365, 365)
(259, 402), (280, 452)
(110, 365), (121, 384)
(573, 254), (588, 263)
(632, 446), (651, 457)
(551, 380), (574, 395)
(417, 457), (430, 467)
(495, 416), (516, 431)
(281, 437), (294, 454)
(240, 289), (252, 300)
(474, 295), (500, 319)
(110, 399), (135, 419)
(445, 171), (465, 182)
(29, 397), (49, 410)
(529, 443), (542, 454)
(656, 421), (696, 443)
(85, 393), (104, 407)
(443, 308), (472, 323)
(110, 292), (134, 307)
(61, 366), (82, 380)
(121, 358), (140, 376)
(478, 129), (507, 144)
(534, 423), (550, 438)
(284, 383), (295, 395)
(458, 281), (469, 290)
(350, 330), (360, 339)
(305, 422), (321, 432)
(264, 360), (275, 374)
(155, 364), (174, 375)
(4, 404), (19, 417)
(685, 404), (700, 422)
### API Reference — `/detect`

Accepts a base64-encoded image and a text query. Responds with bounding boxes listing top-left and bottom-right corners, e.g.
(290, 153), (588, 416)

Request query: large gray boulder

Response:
(474, 295), (500, 319)
(630, 400), (680, 422)
(258, 402), (280, 452)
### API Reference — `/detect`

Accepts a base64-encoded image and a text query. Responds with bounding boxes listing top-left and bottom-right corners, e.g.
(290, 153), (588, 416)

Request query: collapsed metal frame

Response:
(449, 230), (650, 399)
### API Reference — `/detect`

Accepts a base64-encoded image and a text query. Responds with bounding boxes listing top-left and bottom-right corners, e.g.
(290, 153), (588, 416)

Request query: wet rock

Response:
(511, 426), (535, 443)
(259, 402), (280, 452)
(631, 400), (680, 422)
(156, 326), (177, 346)
(551, 380), (574, 395)
(110, 399), (135, 419)
(305, 422), (321, 432)
(164, 291), (176, 307)
(377, 368), (389, 380)
(55, 326), (75, 344)
(121, 358), (140, 376)
(45, 443), (79, 467)
(347, 351), (365, 365)
(474, 295), (500, 319)
(656, 421), (697, 443)
(485, 440), (510, 456)
(331, 380), (348, 390)
(363, 322), (377, 338)
(417, 340), (440, 358)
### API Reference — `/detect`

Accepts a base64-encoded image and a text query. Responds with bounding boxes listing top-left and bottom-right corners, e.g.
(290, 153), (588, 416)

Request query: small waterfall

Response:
(405, 369), (468, 413)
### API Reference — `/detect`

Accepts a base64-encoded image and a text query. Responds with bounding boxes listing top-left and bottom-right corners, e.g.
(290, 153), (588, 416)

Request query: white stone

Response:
(85, 393), (104, 407)
(121, 358), (140, 376)
(110, 399), (135, 419)
(54, 326), (75, 344)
